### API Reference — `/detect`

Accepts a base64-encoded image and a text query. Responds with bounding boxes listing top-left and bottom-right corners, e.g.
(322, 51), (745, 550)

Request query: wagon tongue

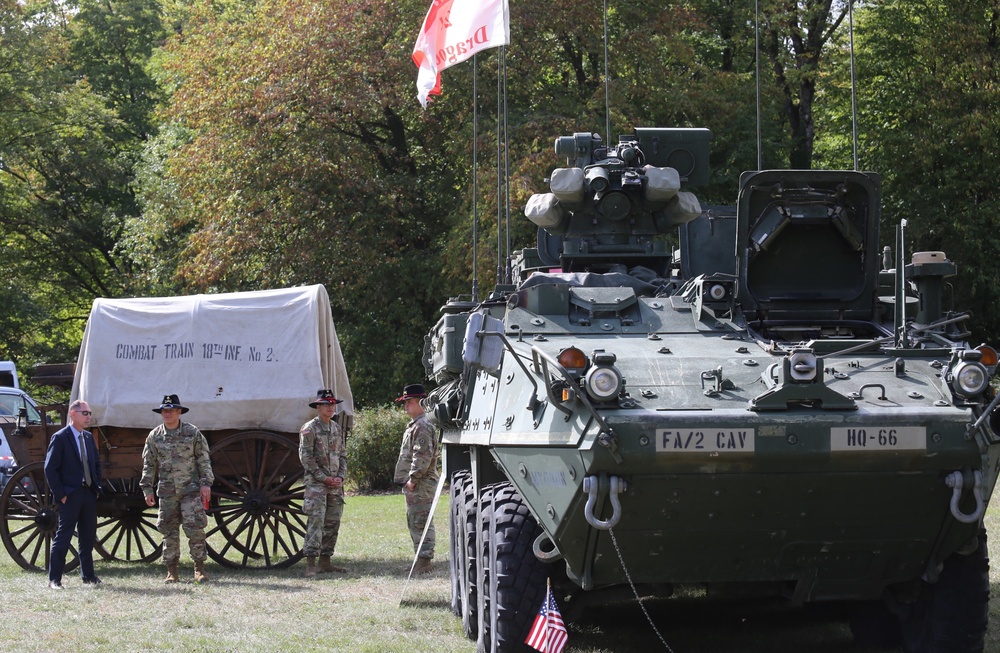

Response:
(735, 170), (882, 324)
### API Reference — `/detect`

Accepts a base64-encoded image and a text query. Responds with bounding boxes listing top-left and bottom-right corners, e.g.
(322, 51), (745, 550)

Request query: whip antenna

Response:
(603, 0), (611, 142)
(496, 49), (503, 286)
(754, 0), (762, 170)
(503, 45), (512, 284)
(848, 0), (859, 170)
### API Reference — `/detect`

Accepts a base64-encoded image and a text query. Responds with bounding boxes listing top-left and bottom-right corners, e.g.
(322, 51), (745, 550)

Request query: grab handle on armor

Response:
(583, 474), (625, 530)
(945, 469), (985, 524)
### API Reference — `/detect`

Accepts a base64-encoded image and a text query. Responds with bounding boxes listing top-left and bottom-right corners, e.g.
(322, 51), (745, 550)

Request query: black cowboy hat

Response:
(153, 394), (189, 414)
(309, 388), (344, 408)
(394, 383), (427, 402)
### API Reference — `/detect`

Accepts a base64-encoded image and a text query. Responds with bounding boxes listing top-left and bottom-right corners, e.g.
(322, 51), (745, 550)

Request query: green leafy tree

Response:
(132, 0), (465, 405)
(850, 0), (1000, 342)
(0, 0), (166, 373)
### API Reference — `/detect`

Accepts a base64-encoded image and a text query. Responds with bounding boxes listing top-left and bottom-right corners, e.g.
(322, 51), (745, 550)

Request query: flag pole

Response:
(472, 54), (479, 303)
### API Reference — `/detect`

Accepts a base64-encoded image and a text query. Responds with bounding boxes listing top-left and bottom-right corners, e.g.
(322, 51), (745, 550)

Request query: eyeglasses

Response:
(73, 410), (93, 416)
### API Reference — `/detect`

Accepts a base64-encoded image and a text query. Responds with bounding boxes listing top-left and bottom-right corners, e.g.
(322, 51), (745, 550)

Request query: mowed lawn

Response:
(0, 493), (997, 653)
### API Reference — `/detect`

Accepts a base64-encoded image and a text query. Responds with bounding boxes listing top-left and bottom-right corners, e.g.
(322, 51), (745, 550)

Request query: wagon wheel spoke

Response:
(263, 448), (295, 490)
(0, 462), (79, 572)
(217, 445), (251, 495)
(93, 479), (161, 563)
(206, 431), (305, 570)
(215, 512), (256, 562)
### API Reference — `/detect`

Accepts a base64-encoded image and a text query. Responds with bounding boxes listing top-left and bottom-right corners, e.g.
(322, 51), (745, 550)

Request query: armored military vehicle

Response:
(423, 127), (1000, 653)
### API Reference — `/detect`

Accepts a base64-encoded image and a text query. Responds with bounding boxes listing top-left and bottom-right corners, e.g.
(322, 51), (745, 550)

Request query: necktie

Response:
(79, 433), (93, 487)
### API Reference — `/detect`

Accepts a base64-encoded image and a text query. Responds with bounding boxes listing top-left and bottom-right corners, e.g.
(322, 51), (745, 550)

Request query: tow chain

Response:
(608, 526), (676, 652)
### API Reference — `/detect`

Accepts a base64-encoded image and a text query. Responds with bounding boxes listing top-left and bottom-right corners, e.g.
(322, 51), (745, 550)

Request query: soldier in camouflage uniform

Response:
(140, 394), (214, 584)
(298, 389), (347, 578)
(393, 383), (439, 574)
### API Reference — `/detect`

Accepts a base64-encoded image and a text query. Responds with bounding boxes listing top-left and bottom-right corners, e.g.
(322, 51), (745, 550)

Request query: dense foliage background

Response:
(2, 0), (999, 407)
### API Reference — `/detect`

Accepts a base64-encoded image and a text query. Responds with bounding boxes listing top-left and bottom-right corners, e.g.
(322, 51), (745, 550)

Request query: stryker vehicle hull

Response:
(426, 129), (999, 653)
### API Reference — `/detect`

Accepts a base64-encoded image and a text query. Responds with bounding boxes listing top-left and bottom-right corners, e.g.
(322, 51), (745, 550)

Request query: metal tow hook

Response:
(944, 470), (985, 524)
(583, 475), (626, 530)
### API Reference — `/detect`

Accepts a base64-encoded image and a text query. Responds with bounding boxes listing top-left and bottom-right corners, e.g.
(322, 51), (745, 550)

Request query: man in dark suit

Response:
(44, 398), (103, 589)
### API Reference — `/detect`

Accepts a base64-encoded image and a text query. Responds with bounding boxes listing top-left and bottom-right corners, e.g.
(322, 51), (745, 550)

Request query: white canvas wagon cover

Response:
(71, 284), (353, 432)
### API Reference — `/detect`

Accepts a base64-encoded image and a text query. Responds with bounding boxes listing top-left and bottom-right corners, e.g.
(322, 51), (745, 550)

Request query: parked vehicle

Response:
(0, 285), (353, 572)
(0, 386), (44, 491)
(0, 361), (20, 389)
(425, 128), (1000, 653)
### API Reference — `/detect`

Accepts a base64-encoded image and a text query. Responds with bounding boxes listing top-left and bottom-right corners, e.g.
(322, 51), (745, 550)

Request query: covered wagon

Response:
(0, 284), (352, 571)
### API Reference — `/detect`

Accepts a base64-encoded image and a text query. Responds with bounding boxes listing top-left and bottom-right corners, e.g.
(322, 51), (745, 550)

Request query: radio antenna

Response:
(754, 0), (762, 171)
(496, 49), (503, 286)
(603, 0), (611, 142)
(848, 0), (859, 170)
(503, 45), (512, 284)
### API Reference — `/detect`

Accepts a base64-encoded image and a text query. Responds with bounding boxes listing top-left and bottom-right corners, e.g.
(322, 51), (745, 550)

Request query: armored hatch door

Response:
(678, 206), (738, 280)
(735, 170), (881, 323)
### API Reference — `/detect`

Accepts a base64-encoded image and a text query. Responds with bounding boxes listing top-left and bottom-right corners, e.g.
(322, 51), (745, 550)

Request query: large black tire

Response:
(485, 482), (550, 653)
(476, 483), (497, 653)
(899, 530), (990, 653)
(460, 473), (479, 639)
(450, 471), (471, 617)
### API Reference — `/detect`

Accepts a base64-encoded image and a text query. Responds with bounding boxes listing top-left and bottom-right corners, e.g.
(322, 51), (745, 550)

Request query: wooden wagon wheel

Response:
(0, 461), (80, 572)
(94, 477), (162, 563)
(206, 430), (306, 569)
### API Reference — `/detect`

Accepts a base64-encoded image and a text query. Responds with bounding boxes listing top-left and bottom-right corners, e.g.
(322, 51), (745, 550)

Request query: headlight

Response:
(952, 361), (989, 397)
(585, 365), (623, 401)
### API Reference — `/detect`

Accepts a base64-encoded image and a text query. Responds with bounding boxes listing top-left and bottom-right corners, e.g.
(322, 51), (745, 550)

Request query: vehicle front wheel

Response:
(484, 481), (549, 653)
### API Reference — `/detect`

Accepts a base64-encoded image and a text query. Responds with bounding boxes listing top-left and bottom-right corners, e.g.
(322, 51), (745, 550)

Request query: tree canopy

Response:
(3, 0), (1000, 405)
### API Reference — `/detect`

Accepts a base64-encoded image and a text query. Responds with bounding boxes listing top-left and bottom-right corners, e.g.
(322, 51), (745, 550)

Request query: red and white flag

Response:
(525, 587), (568, 653)
(412, 0), (510, 108)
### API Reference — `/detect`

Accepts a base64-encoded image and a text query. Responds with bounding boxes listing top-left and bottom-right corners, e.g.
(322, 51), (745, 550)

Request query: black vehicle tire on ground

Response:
(461, 472), (479, 640)
(486, 481), (549, 653)
(899, 529), (989, 653)
(450, 470), (471, 617)
(476, 483), (497, 653)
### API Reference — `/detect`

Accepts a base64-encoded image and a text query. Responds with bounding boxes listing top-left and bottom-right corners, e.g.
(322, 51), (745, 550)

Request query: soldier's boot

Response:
(194, 559), (209, 583)
(304, 556), (317, 578)
(413, 556), (433, 575)
(164, 561), (180, 584)
(319, 555), (346, 573)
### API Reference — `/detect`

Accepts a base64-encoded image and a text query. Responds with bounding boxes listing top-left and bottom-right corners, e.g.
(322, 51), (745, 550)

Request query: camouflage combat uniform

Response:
(393, 413), (439, 560)
(298, 415), (346, 557)
(139, 422), (214, 564)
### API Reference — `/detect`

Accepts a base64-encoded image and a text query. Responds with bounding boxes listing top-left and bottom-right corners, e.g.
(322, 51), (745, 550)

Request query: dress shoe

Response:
(48, 580), (64, 590)
(82, 576), (102, 585)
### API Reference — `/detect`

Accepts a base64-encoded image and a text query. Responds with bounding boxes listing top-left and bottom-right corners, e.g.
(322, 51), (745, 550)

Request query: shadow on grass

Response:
(562, 579), (1000, 653)
(565, 596), (856, 653)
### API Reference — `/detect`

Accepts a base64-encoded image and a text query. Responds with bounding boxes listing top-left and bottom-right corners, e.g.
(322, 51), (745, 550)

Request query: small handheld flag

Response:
(525, 585), (568, 653)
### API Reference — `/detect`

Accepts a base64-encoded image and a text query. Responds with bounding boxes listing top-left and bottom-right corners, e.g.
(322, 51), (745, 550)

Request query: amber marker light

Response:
(558, 347), (588, 371)
(976, 344), (998, 369)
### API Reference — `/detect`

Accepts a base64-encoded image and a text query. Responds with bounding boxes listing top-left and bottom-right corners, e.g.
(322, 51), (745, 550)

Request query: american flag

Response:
(525, 587), (568, 653)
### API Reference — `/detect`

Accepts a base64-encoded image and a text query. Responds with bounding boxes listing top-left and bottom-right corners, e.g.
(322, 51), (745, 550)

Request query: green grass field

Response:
(0, 493), (997, 652)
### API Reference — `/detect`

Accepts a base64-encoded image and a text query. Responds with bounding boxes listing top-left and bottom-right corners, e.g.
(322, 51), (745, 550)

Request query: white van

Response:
(0, 361), (19, 388)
